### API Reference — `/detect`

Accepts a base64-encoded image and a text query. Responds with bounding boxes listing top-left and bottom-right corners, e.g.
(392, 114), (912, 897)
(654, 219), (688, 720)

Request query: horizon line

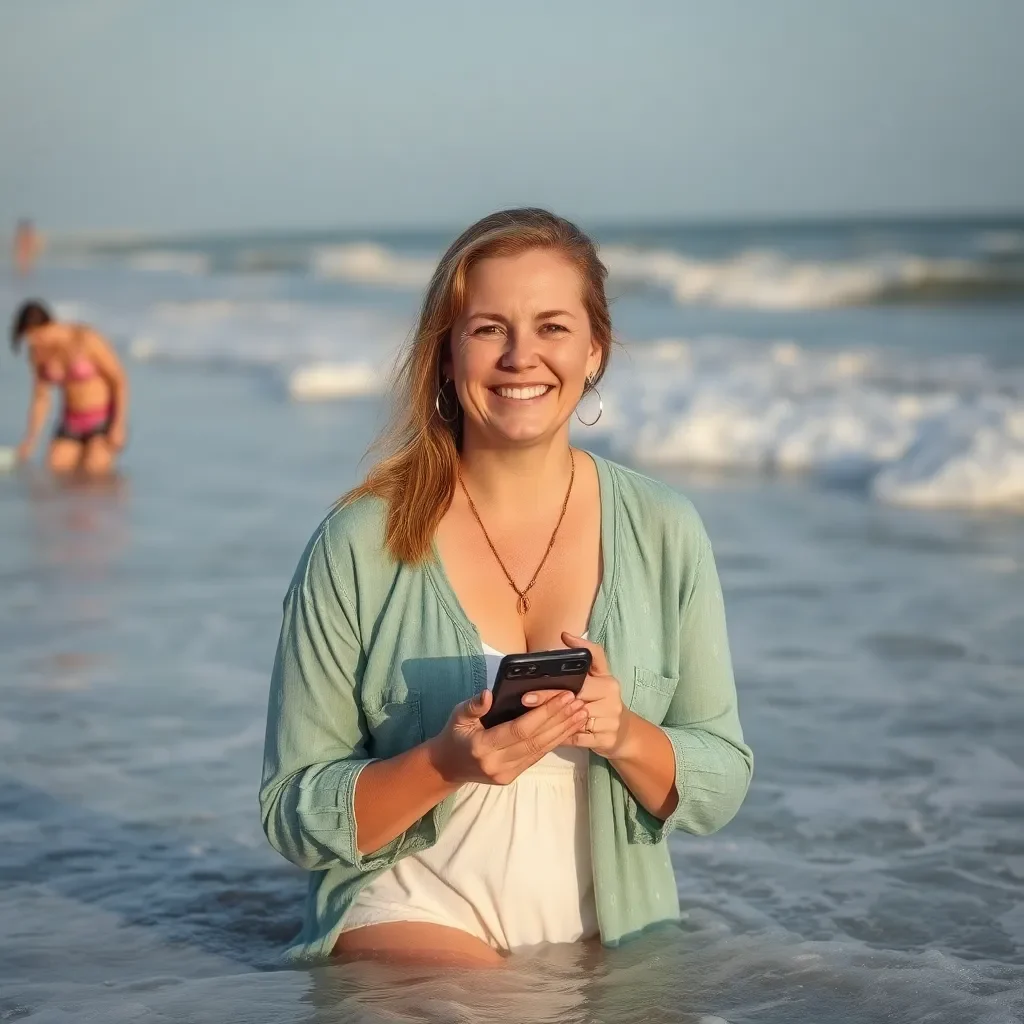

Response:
(41, 206), (1024, 246)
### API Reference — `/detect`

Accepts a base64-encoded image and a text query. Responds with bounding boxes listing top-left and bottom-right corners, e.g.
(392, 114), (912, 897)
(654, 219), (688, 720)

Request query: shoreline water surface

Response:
(1, 225), (1022, 1022)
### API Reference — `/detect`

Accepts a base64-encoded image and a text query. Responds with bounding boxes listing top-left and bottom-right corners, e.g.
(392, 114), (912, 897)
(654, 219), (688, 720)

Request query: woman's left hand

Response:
(560, 632), (630, 757)
(107, 423), (127, 451)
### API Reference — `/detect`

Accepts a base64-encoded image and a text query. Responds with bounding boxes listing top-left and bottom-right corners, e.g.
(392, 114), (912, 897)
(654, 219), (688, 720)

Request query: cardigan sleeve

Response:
(625, 513), (753, 843)
(258, 526), (445, 873)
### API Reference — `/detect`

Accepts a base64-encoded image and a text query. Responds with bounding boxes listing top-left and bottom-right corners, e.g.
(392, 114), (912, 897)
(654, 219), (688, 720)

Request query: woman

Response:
(11, 300), (129, 475)
(260, 209), (752, 965)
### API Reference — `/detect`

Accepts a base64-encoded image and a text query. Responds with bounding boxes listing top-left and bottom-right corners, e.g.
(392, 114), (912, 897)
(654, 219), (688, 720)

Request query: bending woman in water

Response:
(11, 300), (129, 475)
(260, 209), (752, 965)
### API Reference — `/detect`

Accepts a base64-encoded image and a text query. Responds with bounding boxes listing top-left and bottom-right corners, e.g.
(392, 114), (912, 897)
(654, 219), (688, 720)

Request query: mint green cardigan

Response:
(260, 454), (752, 961)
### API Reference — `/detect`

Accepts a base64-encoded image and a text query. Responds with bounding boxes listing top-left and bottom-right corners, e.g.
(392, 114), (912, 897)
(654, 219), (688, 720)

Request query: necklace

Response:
(458, 449), (575, 616)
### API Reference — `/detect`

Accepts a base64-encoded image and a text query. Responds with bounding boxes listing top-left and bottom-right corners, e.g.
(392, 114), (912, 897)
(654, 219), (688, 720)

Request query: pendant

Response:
(516, 594), (530, 616)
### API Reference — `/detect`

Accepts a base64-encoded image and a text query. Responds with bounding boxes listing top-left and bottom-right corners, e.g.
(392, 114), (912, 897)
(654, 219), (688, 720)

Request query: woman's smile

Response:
(489, 383), (555, 402)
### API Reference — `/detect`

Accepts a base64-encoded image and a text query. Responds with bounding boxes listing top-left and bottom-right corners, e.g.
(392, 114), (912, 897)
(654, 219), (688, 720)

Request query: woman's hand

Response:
(559, 632), (630, 757)
(107, 422), (127, 451)
(429, 687), (589, 786)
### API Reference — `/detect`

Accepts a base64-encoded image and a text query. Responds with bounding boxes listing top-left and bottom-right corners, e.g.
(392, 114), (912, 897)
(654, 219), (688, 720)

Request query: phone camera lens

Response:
(508, 666), (524, 677)
(561, 660), (584, 672)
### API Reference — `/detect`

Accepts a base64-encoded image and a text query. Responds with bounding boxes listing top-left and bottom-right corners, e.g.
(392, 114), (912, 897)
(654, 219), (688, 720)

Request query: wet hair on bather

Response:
(10, 299), (52, 351)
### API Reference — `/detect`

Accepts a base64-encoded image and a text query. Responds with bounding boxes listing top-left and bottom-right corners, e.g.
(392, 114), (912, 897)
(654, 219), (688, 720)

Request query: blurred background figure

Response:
(11, 299), (129, 474)
(13, 218), (42, 276)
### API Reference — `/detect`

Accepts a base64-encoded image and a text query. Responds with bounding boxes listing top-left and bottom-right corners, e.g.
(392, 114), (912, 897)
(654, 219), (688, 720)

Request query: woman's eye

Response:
(473, 324), (502, 336)
(541, 322), (568, 334)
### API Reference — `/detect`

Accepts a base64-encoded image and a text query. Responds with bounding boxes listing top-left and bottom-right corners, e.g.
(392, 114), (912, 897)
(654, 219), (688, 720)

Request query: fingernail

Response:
(522, 693), (538, 706)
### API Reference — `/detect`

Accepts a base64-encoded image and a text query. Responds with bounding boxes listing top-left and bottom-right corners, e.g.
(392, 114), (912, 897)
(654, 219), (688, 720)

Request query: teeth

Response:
(496, 385), (551, 400)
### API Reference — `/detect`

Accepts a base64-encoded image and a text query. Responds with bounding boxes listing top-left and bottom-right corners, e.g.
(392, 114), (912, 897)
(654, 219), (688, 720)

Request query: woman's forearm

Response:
(111, 377), (129, 429)
(609, 710), (679, 820)
(353, 737), (460, 855)
(21, 387), (50, 449)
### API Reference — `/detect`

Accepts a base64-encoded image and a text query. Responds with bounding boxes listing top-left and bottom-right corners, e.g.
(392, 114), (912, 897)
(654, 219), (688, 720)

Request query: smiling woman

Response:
(345, 209), (612, 564)
(450, 254), (600, 450)
(259, 209), (753, 965)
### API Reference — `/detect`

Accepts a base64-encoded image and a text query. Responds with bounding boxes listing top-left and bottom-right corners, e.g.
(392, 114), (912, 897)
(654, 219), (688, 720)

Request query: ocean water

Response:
(0, 218), (1022, 1023)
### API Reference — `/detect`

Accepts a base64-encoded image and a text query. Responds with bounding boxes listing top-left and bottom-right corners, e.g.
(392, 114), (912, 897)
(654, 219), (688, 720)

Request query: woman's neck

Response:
(458, 433), (575, 515)
(31, 325), (71, 353)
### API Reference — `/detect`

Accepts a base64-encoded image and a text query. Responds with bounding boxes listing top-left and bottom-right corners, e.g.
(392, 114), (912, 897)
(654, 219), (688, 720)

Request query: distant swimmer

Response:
(10, 300), (130, 475)
(13, 219), (43, 276)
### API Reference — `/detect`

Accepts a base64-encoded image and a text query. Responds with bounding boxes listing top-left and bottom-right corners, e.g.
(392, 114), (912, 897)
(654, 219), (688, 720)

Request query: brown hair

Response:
(340, 208), (612, 564)
(10, 299), (52, 352)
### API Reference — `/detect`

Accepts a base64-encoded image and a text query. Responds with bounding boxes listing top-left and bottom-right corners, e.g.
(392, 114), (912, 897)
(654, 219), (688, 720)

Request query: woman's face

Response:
(446, 248), (603, 448)
(25, 324), (62, 352)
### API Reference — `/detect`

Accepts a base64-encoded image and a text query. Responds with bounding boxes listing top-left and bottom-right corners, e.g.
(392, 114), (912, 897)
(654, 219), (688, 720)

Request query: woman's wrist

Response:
(606, 708), (645, 765)
(422, 733), (465, 791)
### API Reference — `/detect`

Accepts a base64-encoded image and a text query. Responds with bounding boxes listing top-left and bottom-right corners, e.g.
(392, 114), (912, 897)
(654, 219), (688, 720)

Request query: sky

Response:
(1, 0), (1023, 234)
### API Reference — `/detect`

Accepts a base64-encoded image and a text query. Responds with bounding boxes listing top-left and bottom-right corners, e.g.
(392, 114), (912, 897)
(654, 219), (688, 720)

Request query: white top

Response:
(340, 640), (598, 951)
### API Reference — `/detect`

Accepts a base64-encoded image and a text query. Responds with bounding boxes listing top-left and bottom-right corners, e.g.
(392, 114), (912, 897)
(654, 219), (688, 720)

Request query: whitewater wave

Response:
(307, 241), (1024, 309)
(275, 334), (1024, 511)
(287, 362), (384, 399)
(117, 296), (1024, 511)
(975, 230), (1024, 256)
(45, 228), (1024, 309)
(127, 299), (404, 392)
(307, 240), (1024, 309)
(871, 402), (1024, 509)
(595, 338), (1024, 511)
(311, 244), (435, 288)
(600, 246), (1024, 309)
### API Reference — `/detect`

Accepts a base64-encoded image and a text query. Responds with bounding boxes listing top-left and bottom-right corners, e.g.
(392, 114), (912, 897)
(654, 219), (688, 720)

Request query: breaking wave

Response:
(307, 242), (1024, 309)
(591, 338), (1024, 511)
(117, 301), (1024, 512)
(600, 246), (1024, 309)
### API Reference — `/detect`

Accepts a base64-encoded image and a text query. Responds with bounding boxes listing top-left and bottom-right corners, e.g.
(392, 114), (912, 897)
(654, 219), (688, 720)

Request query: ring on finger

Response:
(586, 715), (597, 733)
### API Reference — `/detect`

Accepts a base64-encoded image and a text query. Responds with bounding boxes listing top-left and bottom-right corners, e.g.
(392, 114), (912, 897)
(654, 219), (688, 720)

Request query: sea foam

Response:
(598, 338), (1024, 511)
(121, 297), (1024, 512)
(600, 246), (1024, 309)
(311, 244), (435, 288)
(307, 240), (1024, 309)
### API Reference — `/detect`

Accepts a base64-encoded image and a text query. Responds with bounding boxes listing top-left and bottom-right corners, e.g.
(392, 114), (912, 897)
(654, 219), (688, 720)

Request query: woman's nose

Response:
(499, 327), (540, 371)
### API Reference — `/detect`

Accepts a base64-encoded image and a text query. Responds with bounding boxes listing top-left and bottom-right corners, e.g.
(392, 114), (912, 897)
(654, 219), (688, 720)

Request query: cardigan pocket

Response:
(364, 696), (424, 759)
(628, 667), (678, 726)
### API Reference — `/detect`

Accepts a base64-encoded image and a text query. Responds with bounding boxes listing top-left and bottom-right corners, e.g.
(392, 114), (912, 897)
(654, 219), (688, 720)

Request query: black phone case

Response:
(481, 647), (592, 729)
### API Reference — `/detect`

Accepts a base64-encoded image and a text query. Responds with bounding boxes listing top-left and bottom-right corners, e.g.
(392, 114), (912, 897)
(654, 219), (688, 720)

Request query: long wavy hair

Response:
(340, 208), (612, 564)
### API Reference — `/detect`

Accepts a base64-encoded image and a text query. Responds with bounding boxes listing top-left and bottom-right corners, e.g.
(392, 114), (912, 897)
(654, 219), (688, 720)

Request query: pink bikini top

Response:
(39, 356), (98, 384)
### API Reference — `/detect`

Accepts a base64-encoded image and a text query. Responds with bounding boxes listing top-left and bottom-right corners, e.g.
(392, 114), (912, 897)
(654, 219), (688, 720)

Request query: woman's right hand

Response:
(428, 689), (589, 786)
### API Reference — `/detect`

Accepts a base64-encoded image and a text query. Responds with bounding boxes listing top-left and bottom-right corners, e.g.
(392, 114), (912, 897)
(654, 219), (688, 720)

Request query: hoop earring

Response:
(435, 378), (459, 424)
(575, 376), (603, 427)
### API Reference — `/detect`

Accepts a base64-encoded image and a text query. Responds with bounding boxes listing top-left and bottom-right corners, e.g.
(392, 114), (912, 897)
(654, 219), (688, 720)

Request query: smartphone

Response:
(481, 648), (592, 729)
